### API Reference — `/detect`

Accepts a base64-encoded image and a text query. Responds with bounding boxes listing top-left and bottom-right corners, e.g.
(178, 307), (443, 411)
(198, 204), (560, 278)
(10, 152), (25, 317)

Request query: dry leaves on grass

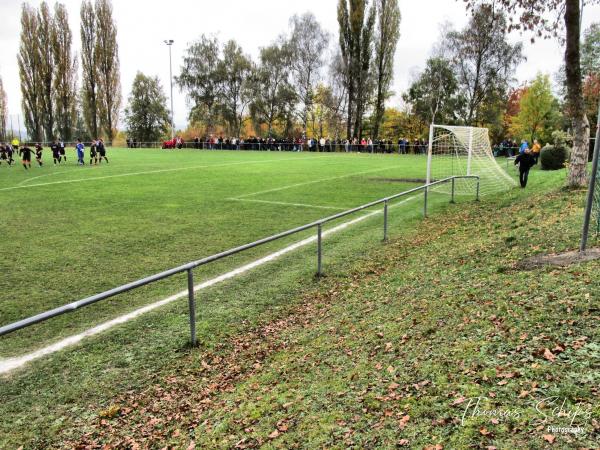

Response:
(398, 415), (410, 429)
(543, 348), (556, 362)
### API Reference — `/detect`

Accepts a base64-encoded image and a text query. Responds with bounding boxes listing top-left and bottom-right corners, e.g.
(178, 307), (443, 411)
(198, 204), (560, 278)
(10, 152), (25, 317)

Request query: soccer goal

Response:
(426, 124), (517, 197)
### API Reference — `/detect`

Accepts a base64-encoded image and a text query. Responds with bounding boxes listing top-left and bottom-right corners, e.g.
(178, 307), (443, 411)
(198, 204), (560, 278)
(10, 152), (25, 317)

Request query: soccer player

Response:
(59, 139), (66, 162)
(514, 147), (537, 188)
(97, 139), (108, 163)
(89, 140), (98, 165)
(6, 143), (15, 165)
(50, 140), (60, 164)
(0, 143), (7, 166)
(19, 144), (33, 170)
(76, 139), (85, 165)
(34, 143), (43, 166)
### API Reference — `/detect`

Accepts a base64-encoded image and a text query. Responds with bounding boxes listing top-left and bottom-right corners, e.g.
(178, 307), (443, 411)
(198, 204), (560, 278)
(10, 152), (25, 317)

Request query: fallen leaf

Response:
(451, 397), (466, 406)
(399, 415), (410, 429)
(542, 434), (556, 444)
(543, 348), (556, 362)
(480, 427), (491, 436)
(269, 430), (280, 439)
(398, 439), (410, 446)
(518, 390), (530, 398)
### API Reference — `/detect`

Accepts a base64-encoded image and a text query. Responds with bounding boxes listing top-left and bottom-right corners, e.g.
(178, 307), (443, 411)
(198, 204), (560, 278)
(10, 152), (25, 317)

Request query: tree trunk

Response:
(346, 84), (353, 140)
(565, 0), (590, 187)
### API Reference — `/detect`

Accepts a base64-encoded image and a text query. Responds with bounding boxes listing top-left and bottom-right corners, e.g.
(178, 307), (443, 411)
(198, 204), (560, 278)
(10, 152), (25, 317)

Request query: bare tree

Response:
(446, 5), (523, 126)
(289, 13), (330, 138)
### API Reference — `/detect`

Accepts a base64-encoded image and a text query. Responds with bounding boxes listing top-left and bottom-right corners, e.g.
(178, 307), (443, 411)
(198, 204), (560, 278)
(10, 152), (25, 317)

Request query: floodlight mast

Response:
(164, 39), (175, 140)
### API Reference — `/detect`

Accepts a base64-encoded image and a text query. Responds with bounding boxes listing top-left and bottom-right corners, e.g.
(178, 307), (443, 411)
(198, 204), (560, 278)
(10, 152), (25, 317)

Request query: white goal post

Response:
(426, 124), (516, 196)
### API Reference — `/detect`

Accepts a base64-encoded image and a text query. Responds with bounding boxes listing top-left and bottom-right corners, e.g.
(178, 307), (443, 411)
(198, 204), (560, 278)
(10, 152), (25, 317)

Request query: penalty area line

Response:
(235, 164), (408, 198)
(227, 198), (350, 211)
(0, 194), (419, 375)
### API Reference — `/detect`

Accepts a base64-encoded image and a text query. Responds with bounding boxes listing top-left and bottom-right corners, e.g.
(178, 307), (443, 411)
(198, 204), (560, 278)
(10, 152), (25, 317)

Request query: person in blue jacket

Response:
(76, 139), (85, 165)
(519, 140), (529, 154)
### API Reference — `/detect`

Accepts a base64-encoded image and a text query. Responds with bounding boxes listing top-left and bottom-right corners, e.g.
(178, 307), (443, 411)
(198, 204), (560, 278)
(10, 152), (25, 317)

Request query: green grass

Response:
(2, 149), (595, 448)
(1, 148), (436, 357)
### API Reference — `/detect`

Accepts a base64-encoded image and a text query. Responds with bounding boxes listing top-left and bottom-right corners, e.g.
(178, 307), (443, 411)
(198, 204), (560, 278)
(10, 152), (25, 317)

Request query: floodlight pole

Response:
(164, 39), (175, 140)
(580, 99), (600, 252)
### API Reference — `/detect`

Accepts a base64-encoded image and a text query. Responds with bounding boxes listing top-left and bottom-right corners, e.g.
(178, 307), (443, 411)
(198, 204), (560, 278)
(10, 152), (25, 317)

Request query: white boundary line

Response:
(0, 155), (340, 192)
(227, 198), (350, 211)
(234, 165), (407, 198)
(0, 195), (419, 375)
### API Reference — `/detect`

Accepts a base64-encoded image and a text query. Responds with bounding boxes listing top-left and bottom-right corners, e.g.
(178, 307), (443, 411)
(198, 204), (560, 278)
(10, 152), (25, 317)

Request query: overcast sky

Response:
(1, 0), (599, 131)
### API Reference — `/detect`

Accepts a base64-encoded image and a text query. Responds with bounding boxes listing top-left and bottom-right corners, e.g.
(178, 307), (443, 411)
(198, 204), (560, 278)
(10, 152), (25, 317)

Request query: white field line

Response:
(0, 155), (340, 192)
(234, 165), (406, 198)
(0, 194), (419, 375)
(17, 169), (72, 186)
(227, 198), (350, 211)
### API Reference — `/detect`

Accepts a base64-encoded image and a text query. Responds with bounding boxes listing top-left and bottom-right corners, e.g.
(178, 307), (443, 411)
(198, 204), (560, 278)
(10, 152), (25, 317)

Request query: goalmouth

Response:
(426, 124), (517, 196)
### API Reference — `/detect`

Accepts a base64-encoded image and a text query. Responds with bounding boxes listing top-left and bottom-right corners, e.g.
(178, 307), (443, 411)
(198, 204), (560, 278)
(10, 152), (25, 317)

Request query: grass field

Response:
(1, 147), (597, 448)
(0, 148), (461, 358)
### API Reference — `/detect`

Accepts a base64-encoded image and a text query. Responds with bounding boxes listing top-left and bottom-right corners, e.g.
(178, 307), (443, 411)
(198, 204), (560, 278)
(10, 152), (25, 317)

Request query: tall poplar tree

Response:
(0, 76), (7, 141)
(95, 0), (121, 143)
(18, 3), (43, 142)
(337, 0), (376, 139)
(81, 0), (98, 139)
(38, 1), (55, 140)
(372, 0), (400, 140)
(53, 3), (77, 141)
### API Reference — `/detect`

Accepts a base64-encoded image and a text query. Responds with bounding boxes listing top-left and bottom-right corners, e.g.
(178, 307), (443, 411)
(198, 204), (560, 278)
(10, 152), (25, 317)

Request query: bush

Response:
(539, 130), (571, 170)
(540, 144), (570, 170)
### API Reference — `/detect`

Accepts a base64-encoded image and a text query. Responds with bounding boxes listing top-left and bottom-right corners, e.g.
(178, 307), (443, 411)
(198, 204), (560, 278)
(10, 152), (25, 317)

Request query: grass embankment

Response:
(1, 166), (598, 448)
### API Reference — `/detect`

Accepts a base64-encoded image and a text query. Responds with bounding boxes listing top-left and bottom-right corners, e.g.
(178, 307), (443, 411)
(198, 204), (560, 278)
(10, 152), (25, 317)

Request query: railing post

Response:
(317, 224), (323, 276)
(383, 200), (389, 242)
(187, 268), (197, 346)
(476, 178), (480, 202)
(423, 186), (428, 218)
(450, 178), (456, 204)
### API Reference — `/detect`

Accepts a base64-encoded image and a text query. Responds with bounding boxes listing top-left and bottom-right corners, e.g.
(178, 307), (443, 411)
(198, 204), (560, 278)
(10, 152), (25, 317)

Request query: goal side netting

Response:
(426, 124), (517, 196)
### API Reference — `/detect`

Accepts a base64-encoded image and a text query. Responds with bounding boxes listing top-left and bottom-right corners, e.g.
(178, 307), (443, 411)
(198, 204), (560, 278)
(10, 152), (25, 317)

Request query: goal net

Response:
(426, 124), (517, 196)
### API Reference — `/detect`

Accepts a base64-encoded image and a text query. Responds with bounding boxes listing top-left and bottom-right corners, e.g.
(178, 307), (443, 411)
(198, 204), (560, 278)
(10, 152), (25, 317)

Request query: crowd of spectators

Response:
(157, 135), (432, 154)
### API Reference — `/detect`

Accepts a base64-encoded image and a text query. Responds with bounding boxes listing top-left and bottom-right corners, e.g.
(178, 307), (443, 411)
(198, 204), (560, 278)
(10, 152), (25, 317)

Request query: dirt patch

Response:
(369, 177), (428, 183)
(517, 247), (600, 269)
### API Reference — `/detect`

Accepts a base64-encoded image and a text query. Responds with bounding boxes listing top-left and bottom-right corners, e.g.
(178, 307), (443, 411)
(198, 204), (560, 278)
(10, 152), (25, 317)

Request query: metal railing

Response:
(0, 176), (480, 346)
